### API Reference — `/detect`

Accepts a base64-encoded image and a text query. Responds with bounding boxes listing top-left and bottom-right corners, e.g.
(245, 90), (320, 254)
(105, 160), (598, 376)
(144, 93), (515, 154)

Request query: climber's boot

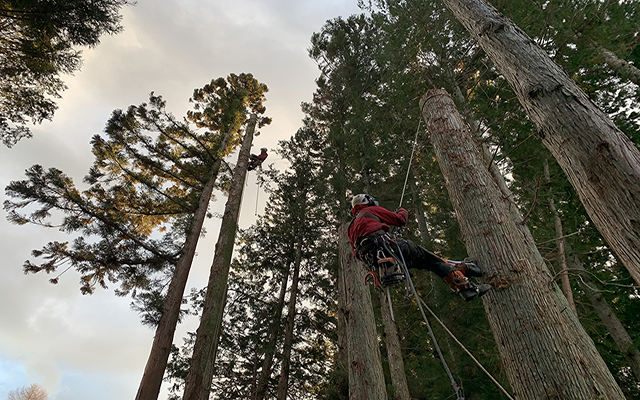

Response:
(457, 259), (483, 278)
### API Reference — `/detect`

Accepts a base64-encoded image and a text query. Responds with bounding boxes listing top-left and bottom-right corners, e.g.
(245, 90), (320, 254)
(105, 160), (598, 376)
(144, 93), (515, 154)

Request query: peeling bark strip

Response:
(440, 0), (640, 287)
(338, 224), (388, 400)
(183, 115), (258, 400)
(420, 89), (625, 400)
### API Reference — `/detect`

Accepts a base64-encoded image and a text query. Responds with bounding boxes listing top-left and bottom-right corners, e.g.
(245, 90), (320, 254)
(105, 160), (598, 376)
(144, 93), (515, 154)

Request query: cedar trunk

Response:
(420, 89), (625, 399)
(135, 130), (233, 400)
(543, 159), (575, 312)
(182, 115), (257, 400)
(440, 0), (640, 287)
(338, 223), (388, 400)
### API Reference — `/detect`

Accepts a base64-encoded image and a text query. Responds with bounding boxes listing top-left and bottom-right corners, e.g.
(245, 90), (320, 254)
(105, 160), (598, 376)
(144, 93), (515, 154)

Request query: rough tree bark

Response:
(420, 89), (625, 399)
(440, 0), (640, 287)
(379, 291), (410, 400)
(338, 223), (388, 400)
(135, 129), (233, 400)
(182, 114), (257, 400)
(543, 159), (576, 312)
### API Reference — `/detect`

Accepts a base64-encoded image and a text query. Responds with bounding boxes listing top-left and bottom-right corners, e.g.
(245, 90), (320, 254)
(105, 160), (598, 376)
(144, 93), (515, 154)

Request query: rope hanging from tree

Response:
(398, 118), (422, 209)
(396, 244), (465, 400)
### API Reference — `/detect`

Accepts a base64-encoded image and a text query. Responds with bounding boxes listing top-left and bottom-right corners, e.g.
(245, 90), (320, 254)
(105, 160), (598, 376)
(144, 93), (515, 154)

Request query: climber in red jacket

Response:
(248, 148), (268, 171)
(348, 193), (491, 301)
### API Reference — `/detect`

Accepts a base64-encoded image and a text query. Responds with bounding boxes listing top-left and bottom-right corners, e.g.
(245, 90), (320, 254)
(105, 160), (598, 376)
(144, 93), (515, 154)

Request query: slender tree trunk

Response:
(569, 251), (640, 381)
(600, 47), (640, 86)
(276, 238), (303, 400)
(338, 223), (388, 400)
(420, 89), (625, 399)
(543, 159), (576, 312)
(135, 130), (233, 400)
(379, 291), (410, 400)
(441, 0), (640, 287)
(409, 174), (433, 249)
(254, 266), (290, 400)
(182, 115), (257, 400)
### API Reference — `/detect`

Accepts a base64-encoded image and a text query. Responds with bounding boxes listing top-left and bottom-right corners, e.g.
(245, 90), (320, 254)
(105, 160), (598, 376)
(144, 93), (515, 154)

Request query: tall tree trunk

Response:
(182, 114), (257, 400)
(600, 47), (640, 86)
(543, 159), (576, 312)
(441, 0), (640, 287)
(254, 265), (290, 400)
(336, 243), (349, 384)
(338, 223), (388, 400)
(420, 89), (625, 399)
(135, 130), (233, 400)
(409, 174), (433, 249)
(569, 251), (640, 381)
(276, 238), (303, 400)
(379, 291), (410, 400)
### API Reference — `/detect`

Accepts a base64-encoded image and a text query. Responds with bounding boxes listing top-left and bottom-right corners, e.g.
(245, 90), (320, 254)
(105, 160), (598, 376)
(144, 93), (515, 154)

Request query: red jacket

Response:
(347, 204), (408, 253)
(251, 152), (268, 161)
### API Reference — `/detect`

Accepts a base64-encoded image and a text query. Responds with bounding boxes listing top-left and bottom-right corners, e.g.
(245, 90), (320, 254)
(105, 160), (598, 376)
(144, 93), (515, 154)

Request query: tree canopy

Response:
(0, 0), (130, 147)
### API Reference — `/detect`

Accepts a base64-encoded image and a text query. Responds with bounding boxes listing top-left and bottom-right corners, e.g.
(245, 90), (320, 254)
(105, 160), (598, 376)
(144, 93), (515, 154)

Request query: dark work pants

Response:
(357, 233), (455, 278)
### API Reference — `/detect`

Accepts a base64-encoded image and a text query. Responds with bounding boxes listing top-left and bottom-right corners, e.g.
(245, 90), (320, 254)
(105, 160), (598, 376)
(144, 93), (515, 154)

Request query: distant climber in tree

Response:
(348, 194), (491, 301)
(248, 147), (268, 171)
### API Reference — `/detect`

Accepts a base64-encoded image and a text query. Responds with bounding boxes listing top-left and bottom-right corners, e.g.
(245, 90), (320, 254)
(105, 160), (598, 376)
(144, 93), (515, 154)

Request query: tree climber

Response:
(248, 147), (268, 171)
(348, 194), (491, 301)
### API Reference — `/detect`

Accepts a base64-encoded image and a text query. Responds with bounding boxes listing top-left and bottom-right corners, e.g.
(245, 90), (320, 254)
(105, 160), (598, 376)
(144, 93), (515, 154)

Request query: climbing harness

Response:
(362, 232), (409, 322)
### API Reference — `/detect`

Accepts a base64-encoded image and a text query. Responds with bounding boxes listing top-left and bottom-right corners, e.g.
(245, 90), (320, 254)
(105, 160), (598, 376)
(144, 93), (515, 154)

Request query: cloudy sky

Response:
(0, 1), (362, 398)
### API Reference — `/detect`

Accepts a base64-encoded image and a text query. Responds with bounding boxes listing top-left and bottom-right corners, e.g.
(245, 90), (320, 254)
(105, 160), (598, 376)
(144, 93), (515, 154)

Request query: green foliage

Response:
(0, 0), (131, 146)
(166, 125), (335, 398)
(4, 74), (266, 299)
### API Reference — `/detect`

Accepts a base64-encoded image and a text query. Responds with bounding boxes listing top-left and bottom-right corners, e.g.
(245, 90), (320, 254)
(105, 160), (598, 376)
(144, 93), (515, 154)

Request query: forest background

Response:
(1, 0), (639, 399)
